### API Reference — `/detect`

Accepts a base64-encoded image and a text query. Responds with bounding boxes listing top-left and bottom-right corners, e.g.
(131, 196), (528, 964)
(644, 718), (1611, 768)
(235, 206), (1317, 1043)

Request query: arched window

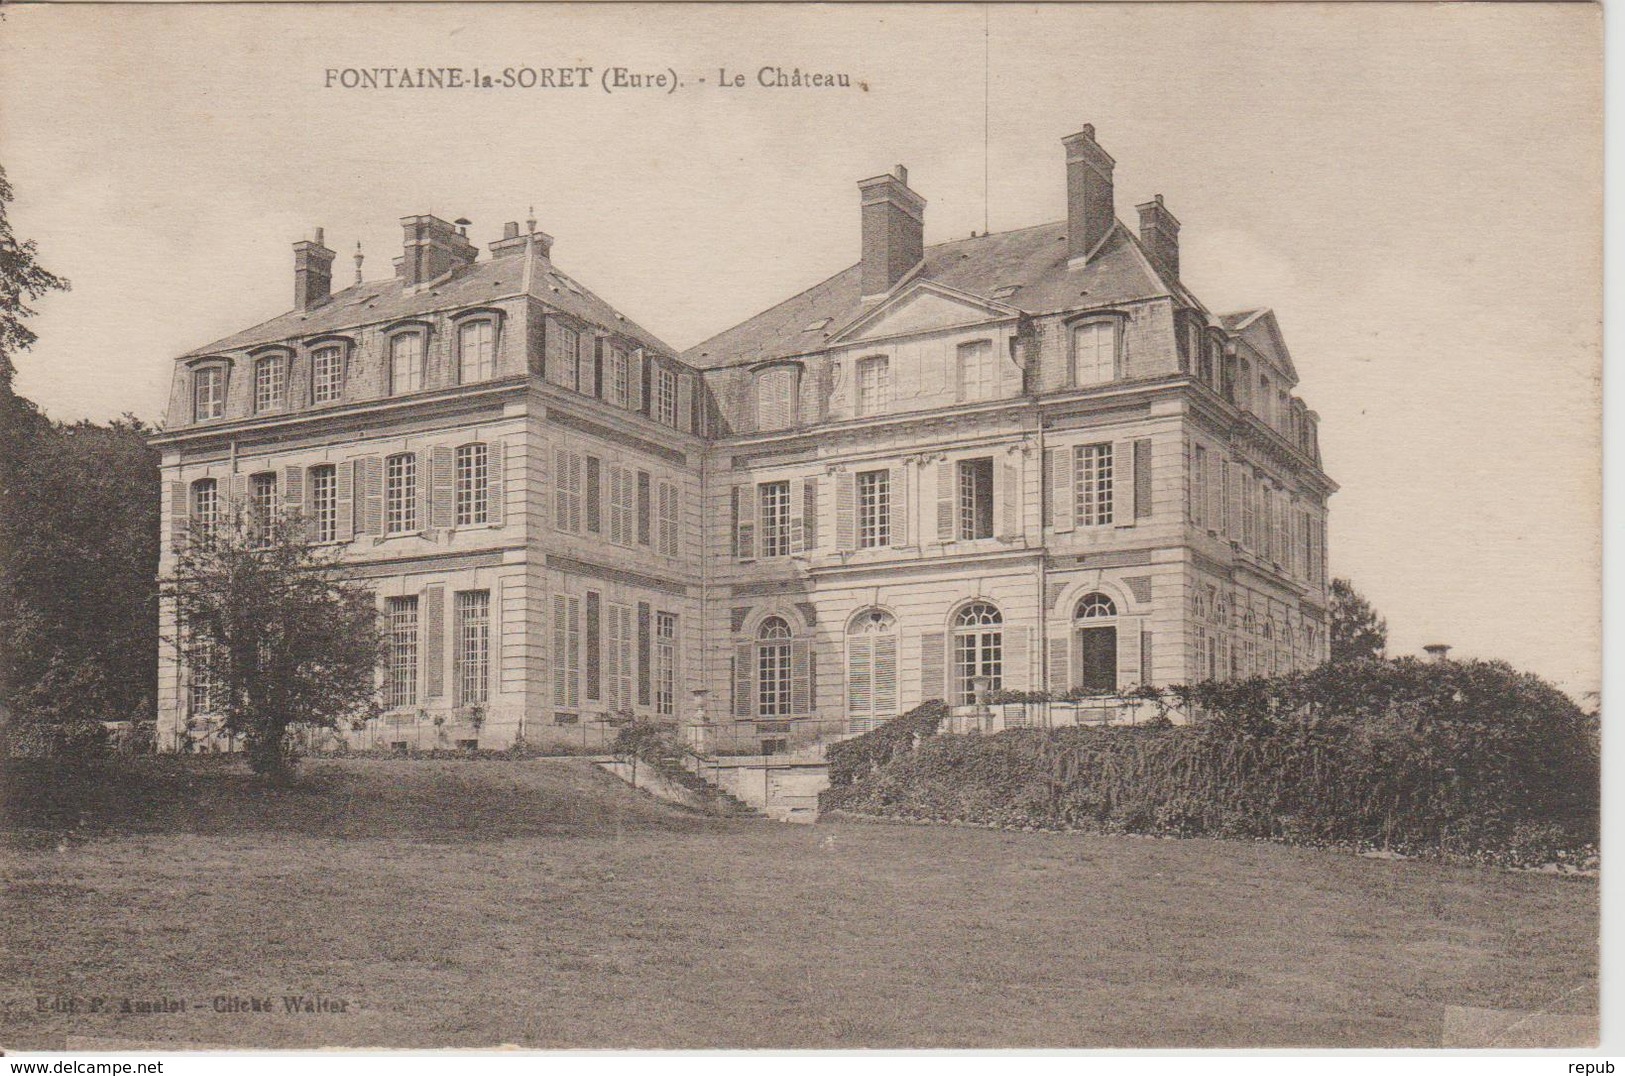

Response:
(193, 363), (227, 422)
(389, 332), (425, 395)
(1073, 593), (1117, 694)
(254, 354), (287, 413)
(311, 344), (346, 404)
(457, 319), (496, 383)
(756, 616), (793, 717)
(951, 602), (1002, 704)
(846, 610), (897, 732)
(190, 478), (219, 533)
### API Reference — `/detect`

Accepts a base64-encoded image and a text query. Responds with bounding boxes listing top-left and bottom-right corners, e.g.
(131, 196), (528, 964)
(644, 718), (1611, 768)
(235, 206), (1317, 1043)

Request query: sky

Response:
(0, 3), (1602, 698)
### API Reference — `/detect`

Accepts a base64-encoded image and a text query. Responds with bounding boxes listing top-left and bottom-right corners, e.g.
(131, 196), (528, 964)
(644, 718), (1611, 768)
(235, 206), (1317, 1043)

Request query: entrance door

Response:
(1076, 625), (1117, 694)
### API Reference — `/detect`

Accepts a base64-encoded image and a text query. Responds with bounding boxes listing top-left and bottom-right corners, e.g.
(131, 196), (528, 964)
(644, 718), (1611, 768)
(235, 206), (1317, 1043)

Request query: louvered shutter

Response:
(585, 456), (602, 534)
(362, 456), (385, 536)
(1226, 461), (1241, 541)
(920, 632), (947, 703)
(802, 477), (819, 551)
(1004, 624), (1028, 691)
(1113, 439), (1135, 527)
(847, 637), (872, 718)
(636, 471), (651, 547)
(790, 638), (811, 715)
(999, 460), (1020, 540)
(935, 460), (955, 541)
(630, 349), (646, 413)
(1207, 450), (1222, 532)
(874, 633), (898, 714)
(888, 465), (907, 547)
(169, 481), (188, 555)
(229, 473), (247, 514)
(1047, 634), (1071, 693)
(1134, 439), (1153, 519)
(430, 446), (455, 530)
(1140, 629), (1154, 687)
(487, 440), (505, 526)
(585, 592), (601, 702)
(335, 460), (354, 542)
(637, 602), (652, 706)
(789, 478), (807, 554)
(734, 643), (755, 717)
(423, 585), (445, 698)
(1050, 448), (1075, 533)
(676, 373), (694, 433)
(1117, 618), (1144, 689)
(282, 465), (303, 514)
(735, 485), (755, 560)
(835, 471), (856, 551)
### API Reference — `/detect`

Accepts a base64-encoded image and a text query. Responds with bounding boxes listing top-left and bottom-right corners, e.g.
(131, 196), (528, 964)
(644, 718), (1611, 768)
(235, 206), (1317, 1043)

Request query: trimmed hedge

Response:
(821, 659), (1598, 866)
(826, 700), (947, 788)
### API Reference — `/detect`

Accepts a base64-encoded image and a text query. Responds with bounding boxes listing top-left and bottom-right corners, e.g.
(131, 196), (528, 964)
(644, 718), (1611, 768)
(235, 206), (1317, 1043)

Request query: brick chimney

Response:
(293, 227), (335, 311)
(1136, 194), (1181, 279)
(1063, 125), (1116, 265)
(489, 216), (555, 261)
(858, 165), (925, 299)
(399, 214), (479, 286)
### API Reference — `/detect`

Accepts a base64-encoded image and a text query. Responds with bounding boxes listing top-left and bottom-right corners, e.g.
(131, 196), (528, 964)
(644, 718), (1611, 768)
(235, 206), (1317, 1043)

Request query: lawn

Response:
(0, 756), (1598, 1049)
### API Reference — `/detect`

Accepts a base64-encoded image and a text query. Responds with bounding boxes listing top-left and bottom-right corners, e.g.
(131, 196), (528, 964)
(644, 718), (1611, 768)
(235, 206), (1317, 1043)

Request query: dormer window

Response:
(756, 365), (798, 431)
(192, 364), (227, 422)
(855, 355), (890, 417)
(311, 344), (345, 404)
(389, 332), (425, 395)
(457, 318), (496, 384)
(253, 354), (288, 413)
(655, 366), (678, 426)
(607, 345), (631, 408)
(1071, 321), (1116, 387)
(956, 340), (996, 401)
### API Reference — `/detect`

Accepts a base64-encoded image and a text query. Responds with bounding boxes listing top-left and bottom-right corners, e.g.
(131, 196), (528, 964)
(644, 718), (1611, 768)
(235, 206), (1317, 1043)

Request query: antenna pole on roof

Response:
(983, 4), (990, 236)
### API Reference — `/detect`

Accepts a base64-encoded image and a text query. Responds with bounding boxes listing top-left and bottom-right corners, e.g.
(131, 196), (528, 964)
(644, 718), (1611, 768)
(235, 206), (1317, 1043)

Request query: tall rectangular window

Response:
(654, 612), (677, 717)
(957, 458), (994, 540)
(758, 638), (791, 717)
(458, 320), (495, 383)
(607, 346), (630, 408)
(310, 465), (337, 543)
(855, 356), (890, 416)
(187, 637), (220, 716)
(554, 449), (582, 533)
(608, 464), (634, 545)
(605, 603), (634, 712)
(455, 590), (490, 705)
(254, 355), (287, 413)
(655, 367), (678, 426)
(190, 478), (219, 532)
(386, 596), (419, 709)
(194, 366), (225, 421)
(1072, 321), (1115, 386)
(385, 453), (417, 533)
(455, 443), (489, 526)
(857, 469), (890, 548)
(957, 340), (996, 401)
(1075, 443), (1114, 527)
(249, 472), (277, 541)
(759, 480), (791, 557)
(756, 367), (796, 430)
(657, 480), (679, 557)
(389, 334), (424, 395)
(552, 594), (581, 710)
(549, 325), (579, 391)
(312, 345), (344, 404)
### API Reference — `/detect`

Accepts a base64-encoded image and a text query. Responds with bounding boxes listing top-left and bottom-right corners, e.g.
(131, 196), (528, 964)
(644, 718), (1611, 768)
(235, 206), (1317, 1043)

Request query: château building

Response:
(153, 125), (1334, 753)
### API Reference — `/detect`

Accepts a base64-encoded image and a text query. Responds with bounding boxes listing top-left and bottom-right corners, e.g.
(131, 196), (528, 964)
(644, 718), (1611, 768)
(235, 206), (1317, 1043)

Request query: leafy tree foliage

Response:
(1330, 577), (1387, 664)
(164, 510), (385, 779)
(0, 163), (69, 391)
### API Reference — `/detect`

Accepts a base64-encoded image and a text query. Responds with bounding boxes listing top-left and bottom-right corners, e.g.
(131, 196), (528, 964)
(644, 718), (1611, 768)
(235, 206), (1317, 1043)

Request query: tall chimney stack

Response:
(293, 228), (336, 311)
(1136, 194), (1181, 279)
(1063, 124), (1116, 265)
(400, 214), (479, 287)
(858, 164), (925, 299)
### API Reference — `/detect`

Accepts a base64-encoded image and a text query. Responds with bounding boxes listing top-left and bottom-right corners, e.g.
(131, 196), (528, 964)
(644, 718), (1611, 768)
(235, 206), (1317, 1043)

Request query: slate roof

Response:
(683, 219), (1206, 369)
(183, 247), (679, 360)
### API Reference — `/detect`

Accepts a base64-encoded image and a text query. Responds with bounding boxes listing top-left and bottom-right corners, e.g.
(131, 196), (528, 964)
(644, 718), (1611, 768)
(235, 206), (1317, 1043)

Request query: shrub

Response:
(826, 700), (948, 788)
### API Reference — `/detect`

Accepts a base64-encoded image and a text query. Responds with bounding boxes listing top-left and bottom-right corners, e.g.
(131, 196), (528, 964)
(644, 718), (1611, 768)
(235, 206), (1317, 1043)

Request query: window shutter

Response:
(999, 460), (1020, 540)
(789, 478), (807, 554)
(335, 460), (354, 542)
(302, 468), (318, 539)
(1134, 439), (1153, 519)
(676, 373), (694, 433)
(734, 643), (754, 716)
(1113, 439), (1136, 527)
(1117, 618), (1143, 689)
(1050, 449), (1074, 533)
(228, 473), (246, 513)
(430, 445), (455, 530)
(734, 485), (755, 560)
(835, 471), (856, 551)
(636, 470), (651, 547)
(920, 632), (946, 703)
(935, 460), (955, 541)
(848, 636), (873, 717)
(802, 477), (819, 551)
(1207, 449), (1222, 531)
(1047, 634), (1070, 693)
(423, 585), (445, 698)
(282, 465), (303, 514)
(888, 466), (907, 547)
(585, 456), (602, 534)
(630, 349), (646, 413)
(1226, 461), (1242, 541)
(1140, 629), (1154, 687)
(487, 440), (505, 527)
(168, 481), (188, 555)
(552, 595), (569, 708)
(636, 601), (652, 706)
(874, 633), (898, 713)
(1005, 624), (1028, 690)
(585, 591), (601, 702)
(790, 638), (812, 715)
(360, 456), (384, 536)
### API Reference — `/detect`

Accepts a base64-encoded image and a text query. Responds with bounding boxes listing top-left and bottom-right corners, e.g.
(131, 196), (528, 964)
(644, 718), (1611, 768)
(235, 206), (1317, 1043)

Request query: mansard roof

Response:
(684, 218), (1191, 369)
(182, 246), (679, 360)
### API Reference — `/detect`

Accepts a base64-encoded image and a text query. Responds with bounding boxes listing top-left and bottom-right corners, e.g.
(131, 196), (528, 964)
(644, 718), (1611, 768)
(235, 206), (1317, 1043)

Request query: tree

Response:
(1330, 577), (1387, 664)
(164, 509), (384, 779)
(0, 163), (69, 392)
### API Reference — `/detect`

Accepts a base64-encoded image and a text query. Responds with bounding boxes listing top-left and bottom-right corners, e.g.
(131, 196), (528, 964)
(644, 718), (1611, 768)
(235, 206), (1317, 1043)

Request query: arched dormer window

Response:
(306, 335), (353, 405)
(190, 360), (230, 422)
(1068, 318), (1120, 388)
(755, 364), (800, 431)
(452, 309), (503, 385)
(384, 323), (431, 396)
(252, 351), (289, 414)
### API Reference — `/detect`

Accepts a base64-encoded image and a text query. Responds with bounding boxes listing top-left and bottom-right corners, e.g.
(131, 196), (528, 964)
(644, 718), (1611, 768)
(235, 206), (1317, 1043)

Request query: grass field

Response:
(0, 756), (1598, 1049)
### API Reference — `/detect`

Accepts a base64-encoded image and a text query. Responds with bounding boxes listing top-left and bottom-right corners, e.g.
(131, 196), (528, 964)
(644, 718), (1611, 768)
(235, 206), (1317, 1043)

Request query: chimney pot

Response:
(399, 213), (478, 286)
(894, 164), (908, 185)
(1135, 194), (1182, 279)
(503, 221), (520, 240)
(858, 166), (926, 298)
(1063, 124), (1116, 264)
(293, 230), (336, 311)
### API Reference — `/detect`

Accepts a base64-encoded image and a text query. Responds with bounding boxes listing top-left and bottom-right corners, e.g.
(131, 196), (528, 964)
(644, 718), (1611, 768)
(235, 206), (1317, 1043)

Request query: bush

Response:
(826, 700), (948, 788)
(821, 659), (1598, 865)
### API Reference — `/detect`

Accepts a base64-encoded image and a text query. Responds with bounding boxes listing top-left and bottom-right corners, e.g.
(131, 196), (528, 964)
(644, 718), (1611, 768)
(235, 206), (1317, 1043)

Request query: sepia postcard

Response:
(0, 1), (1605, 1059)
